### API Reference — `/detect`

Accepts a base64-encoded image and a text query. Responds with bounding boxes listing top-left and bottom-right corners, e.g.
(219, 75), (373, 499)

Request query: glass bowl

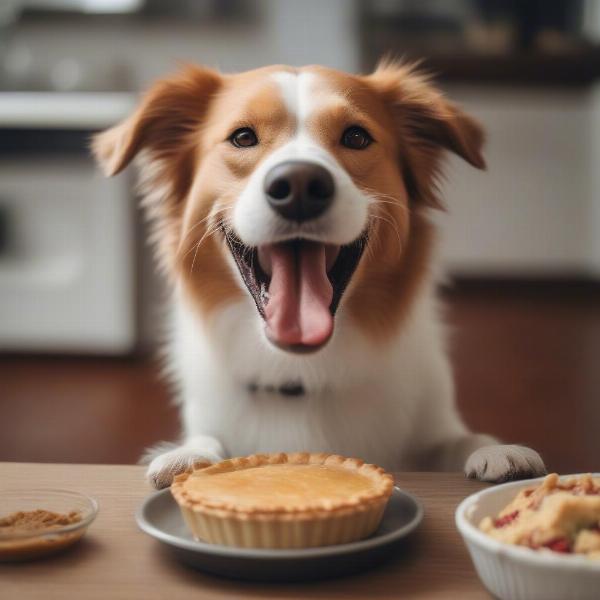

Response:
(0, 488), (98, 561)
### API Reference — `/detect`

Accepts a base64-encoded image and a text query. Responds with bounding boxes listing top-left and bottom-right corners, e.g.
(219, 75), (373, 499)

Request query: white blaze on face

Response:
(232, 70), (369, 247)
(271, 71), (311, 135)
(230, 70), (371, 349)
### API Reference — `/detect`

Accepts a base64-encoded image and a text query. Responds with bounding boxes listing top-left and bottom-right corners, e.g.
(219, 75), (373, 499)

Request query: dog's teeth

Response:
(260, 282), (270, 305)
(257, 247), (272, 276)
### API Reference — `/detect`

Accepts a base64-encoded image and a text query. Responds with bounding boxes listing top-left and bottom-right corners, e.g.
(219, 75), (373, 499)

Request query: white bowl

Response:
(455, 475), (600, 600)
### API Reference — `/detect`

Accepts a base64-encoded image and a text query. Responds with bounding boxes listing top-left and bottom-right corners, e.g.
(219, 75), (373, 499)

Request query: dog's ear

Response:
(365, 60), (485, 208)
(92, 65), (222, 176)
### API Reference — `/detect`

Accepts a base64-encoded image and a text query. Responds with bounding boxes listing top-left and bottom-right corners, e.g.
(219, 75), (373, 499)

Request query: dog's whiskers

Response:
(361, 192), (404, 256)
(179, 204), (229, 246)
(368, 213), (404, 256)
(189, 225), (223, 274)
(178, 203), (234, 269)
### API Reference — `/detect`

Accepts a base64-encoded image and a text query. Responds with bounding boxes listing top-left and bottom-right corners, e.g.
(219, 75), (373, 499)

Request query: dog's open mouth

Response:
(225, 232), (366, 353)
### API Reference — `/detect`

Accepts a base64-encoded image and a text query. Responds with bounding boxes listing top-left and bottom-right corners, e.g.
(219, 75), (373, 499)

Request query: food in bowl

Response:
(0, 509), (82, 532)
(479, 473), (600, 558)
(171, 452), (394, 549)
(0, 490), (98, 562)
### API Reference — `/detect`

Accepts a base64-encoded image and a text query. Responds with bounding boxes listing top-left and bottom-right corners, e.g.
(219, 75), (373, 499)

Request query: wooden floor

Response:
(2, 282), (599, 473)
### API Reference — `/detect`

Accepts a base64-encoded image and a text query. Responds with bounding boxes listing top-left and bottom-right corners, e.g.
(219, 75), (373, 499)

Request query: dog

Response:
(93, 61), (546, 489)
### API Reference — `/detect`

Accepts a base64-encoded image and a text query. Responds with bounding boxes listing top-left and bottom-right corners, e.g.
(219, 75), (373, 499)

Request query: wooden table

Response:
(1, 463), (491, 599)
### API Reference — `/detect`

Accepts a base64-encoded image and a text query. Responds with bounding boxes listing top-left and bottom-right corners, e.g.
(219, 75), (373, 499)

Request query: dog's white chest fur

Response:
(166, 280), (457, 472)
(146, 279), (546, 489)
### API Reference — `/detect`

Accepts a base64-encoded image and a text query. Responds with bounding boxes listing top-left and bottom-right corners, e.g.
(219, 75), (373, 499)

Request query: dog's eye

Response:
(230, 127), (258, 148)
(341, 126), (372, 150)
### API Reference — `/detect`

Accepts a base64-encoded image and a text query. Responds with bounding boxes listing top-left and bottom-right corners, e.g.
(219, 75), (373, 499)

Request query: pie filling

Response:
(225, 231), (367, 353)
(480, 473), (600, 558)
(183, 464), (374, 510)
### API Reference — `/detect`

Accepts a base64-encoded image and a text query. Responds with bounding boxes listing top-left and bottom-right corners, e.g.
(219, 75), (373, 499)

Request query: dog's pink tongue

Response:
(265, 242), (333, 347)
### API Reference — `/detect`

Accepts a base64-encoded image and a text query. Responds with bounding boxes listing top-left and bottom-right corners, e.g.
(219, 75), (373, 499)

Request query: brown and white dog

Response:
(93, 61), (546, 488)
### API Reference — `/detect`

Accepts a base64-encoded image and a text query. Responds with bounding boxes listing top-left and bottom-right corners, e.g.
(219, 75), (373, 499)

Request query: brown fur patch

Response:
(92, 65), (223, 278)
(345, 209), (435, 341)
(364, 60), (485, 209)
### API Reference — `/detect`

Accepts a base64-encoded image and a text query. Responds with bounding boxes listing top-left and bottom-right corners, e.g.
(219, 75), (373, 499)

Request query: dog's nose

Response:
(264, 160), (334, 222)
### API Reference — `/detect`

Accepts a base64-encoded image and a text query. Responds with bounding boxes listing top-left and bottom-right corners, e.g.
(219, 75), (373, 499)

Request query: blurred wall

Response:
(9, 1), (598, 282)
(440, 84), (600, 277)
(590, 83), (600, 278)
(3, 0), (600, 353)
(7, 0), (359, 86)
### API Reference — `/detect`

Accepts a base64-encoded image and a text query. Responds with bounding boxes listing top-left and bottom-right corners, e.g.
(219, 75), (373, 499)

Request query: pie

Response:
(480, 473), (600, 558)
(171, 452), (394, 548)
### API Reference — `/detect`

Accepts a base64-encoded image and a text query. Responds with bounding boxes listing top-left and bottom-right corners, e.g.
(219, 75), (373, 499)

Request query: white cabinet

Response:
(0, 93), (136, 353)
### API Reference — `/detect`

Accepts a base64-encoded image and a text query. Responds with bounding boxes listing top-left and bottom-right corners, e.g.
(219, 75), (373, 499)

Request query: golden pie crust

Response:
(171, 452), (394, 548)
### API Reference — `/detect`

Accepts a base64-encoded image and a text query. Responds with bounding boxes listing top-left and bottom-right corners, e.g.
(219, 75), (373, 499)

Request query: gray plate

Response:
(136, 486), (423, 582)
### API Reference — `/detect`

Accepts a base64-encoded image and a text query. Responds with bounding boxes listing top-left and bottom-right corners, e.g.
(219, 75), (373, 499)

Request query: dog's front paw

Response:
(465, 444), (546, 483)
(144, 439), (224, 489)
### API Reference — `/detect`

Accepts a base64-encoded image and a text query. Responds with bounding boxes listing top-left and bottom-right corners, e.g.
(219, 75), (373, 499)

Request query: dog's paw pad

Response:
(465, 444), (546, 483)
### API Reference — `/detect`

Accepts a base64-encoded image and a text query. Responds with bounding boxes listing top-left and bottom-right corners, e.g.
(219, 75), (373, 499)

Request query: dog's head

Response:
(93, 62), (484, 353)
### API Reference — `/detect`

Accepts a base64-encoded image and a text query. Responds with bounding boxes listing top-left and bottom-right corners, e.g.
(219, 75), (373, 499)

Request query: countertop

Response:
(1, 462), (492, 600)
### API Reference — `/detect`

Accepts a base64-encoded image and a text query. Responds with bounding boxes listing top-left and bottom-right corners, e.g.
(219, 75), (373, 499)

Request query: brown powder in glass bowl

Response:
(0, 509), (82, 532)
(0, 509), (84, 561)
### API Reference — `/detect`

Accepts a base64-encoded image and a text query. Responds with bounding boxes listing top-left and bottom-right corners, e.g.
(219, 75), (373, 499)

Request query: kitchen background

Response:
(1, 0), (599, 472)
